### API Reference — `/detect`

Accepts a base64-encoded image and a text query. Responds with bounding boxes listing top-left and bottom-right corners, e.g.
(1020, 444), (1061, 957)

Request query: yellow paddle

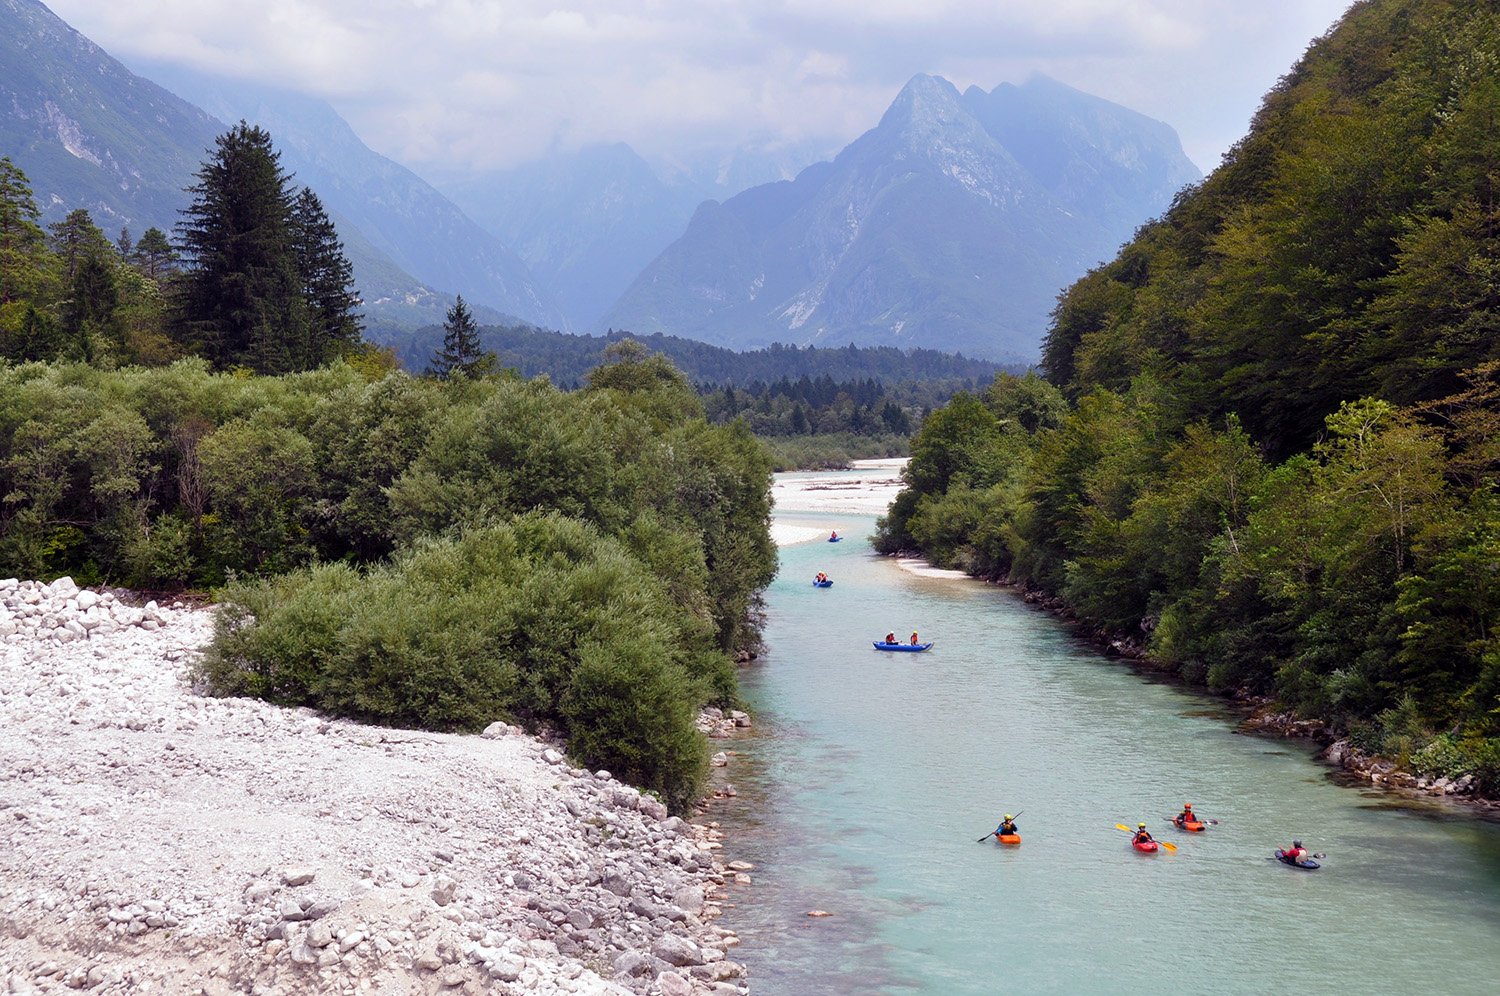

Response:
(1115, 823), (1177, 852)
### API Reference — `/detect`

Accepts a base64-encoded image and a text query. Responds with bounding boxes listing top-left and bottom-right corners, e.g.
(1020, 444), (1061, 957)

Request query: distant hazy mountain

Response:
(441, 144), (706, 329)
(441, 138), (835, 330)
(603, 74), (1200, 361)
(0, 0), (493, 332)
(0, 0), (218, 235)
(138, 64), (565, 329)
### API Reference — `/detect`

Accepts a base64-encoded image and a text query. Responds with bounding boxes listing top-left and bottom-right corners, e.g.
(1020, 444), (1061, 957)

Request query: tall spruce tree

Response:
(429, 295), (495, 379)
(175, 122), (309, 373)
(0, 156), (49, 310)
(290, 187), (362, 363)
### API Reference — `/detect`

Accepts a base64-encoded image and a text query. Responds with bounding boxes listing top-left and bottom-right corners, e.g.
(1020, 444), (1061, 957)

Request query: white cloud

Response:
(44, 0), (1354, 173)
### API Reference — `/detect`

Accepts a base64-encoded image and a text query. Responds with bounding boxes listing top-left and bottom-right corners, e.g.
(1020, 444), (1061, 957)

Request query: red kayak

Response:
(1133, 839), (1159, 853)
(1174, 818), (1206, 833)
(996, 834), (1021, 846)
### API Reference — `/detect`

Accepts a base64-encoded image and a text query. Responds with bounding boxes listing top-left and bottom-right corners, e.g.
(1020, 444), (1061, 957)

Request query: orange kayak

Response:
(997, 834), (1021, 846)
(1174, 818), (1206, 832)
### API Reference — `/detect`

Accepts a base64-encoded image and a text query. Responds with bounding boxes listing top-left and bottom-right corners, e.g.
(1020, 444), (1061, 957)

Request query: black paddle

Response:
(1164, 815), (1220, 825)
(977, 810), (1024, 842)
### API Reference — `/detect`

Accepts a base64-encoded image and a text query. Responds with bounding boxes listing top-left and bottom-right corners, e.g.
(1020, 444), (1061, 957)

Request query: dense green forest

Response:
(0, 349), (774, 807)
(378, 322), (1004, 389)
(878, 0), (1500, 788)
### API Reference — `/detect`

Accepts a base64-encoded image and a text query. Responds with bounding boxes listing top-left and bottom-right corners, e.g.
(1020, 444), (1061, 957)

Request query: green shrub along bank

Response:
(1, 350), (775, 807)
(879, 0), (1500, 792)
(0, 351), (774, 656)
(200, 515), (719, 810)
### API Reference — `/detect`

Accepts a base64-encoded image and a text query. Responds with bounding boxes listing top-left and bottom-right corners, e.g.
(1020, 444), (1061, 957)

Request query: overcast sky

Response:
(48, 0), (1354, 175)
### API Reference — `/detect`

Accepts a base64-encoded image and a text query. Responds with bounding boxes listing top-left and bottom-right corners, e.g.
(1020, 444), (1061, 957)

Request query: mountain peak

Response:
(879, 73), (965, 129)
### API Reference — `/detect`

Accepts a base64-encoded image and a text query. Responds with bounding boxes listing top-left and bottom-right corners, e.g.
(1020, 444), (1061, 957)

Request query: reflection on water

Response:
(710, 476), (1500, 995)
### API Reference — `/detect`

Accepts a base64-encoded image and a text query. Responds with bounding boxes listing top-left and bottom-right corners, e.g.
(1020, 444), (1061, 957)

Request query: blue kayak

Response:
(873, 642), (933, 652)
(828, 536), (842, 543)
(813, 579), (833, 588)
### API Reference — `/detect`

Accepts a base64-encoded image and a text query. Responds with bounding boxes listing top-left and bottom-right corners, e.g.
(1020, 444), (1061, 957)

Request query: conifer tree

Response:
(175, 122), (309, 373)
(133, 227), (177, 280)
(290, 187), (362, 362)
(429, 295), (495, 379)
(0, 157), (49, 309)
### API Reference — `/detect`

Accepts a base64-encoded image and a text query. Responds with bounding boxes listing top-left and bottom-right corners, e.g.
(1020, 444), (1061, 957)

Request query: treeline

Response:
(0, 350), (775, 808)
(377, 323), (1006, 389)
(701, 376), (931, 437)
(880, 0), (1500, 789)
(1, 123), (363, 375)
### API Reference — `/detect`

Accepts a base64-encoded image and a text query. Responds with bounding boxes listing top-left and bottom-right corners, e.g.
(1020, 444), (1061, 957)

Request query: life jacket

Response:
(1135, 831), (1151, 843)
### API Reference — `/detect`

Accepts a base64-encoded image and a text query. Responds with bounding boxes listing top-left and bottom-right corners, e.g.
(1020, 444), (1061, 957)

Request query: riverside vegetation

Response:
(2, 122), (775, 810)
(0, 352), (774, 811)
(878, 0), (1500, 793)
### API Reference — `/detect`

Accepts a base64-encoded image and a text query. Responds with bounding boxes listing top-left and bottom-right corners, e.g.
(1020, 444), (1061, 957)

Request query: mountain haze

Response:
(442, 143), (705, 329)
(136, 65), (566, 329)
(604, 74), (1200, 361)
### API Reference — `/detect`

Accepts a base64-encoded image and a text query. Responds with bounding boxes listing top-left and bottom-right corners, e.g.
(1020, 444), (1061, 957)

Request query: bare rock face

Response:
(0, 579), (748, 996)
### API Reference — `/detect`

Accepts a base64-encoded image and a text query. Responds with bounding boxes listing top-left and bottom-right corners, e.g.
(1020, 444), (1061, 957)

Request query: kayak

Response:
(1133, 839), (1159, 854)
(828, 536), (842, 543)
(997, 834), (1021, 846)
(812, 579), (833, 588)
(1274, 849), (1320, 870)
(1173, 818), (1206, 832)
(873, 642), (933, 652)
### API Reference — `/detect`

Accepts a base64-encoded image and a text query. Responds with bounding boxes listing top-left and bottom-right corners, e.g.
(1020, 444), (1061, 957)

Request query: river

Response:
(709, 467), (1500, 994)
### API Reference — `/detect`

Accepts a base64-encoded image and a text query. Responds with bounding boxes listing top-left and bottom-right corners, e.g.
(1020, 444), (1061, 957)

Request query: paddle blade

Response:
(1114, 824), (1134, 833)
(1159, 840), (1178, 852)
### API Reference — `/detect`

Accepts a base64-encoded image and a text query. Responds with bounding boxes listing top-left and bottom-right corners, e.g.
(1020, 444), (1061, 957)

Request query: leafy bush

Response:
(199, 514), (715, 810)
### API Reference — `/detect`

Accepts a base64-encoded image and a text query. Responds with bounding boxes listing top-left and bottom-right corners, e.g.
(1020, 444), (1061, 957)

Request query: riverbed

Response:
(711, 466), (1500, 994)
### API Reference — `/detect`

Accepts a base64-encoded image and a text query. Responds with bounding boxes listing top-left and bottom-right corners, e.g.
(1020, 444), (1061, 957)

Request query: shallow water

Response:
(712, 476), (1500, 994)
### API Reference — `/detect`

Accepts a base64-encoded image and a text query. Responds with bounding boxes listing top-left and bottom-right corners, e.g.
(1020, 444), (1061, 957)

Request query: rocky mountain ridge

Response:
(603, 74), (1200, 361)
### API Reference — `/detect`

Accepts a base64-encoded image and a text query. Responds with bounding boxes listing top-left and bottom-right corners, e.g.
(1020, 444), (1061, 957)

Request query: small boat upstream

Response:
(873, 641), (933, 652)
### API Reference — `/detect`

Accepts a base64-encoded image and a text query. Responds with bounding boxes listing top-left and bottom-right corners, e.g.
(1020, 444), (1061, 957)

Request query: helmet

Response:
(1003, 814), (1013, 821)
(1184, 803), (1192, 809)
(1293, 840), (1303, 848)
(1137, 823), (1146, 829)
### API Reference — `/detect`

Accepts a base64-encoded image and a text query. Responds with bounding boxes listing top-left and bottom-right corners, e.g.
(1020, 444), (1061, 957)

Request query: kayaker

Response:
(816, 571), (827, 583)
(1133, 823), (1154, 846)
(885, 632), (896, 645)
(996, 814), (1019, 837)
(1283, 839), (1309, 864)
(830, 530), (838, 540)
(910, 631), (920, 645)
(1176, 803), (1197, 826)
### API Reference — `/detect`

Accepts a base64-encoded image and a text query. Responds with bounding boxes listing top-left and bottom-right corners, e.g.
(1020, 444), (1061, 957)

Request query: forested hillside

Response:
(879, 0), (1500, 788)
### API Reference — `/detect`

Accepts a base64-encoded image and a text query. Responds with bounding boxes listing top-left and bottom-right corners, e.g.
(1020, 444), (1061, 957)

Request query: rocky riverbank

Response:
(0, 577), (750, 994)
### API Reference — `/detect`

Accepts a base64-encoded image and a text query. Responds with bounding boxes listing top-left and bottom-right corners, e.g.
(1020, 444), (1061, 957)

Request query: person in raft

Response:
(815, 571), (827, 583)
(830, 530), (838, 540)
(1283, 839), (1309, 863)
(1133, 823), (1155, 846)
(996, 814), (1019, 838)
(1176, 803), (1198, 825)
(910, 631), (920, 645)
(885, 632), (896, 645)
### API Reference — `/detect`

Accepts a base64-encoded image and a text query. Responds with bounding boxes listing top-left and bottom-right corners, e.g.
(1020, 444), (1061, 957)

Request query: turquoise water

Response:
(712, 486), (1500, 994)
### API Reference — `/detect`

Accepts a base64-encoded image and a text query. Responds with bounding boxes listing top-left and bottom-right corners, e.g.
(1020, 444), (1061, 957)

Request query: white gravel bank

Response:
(0, 578), (746, 995)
